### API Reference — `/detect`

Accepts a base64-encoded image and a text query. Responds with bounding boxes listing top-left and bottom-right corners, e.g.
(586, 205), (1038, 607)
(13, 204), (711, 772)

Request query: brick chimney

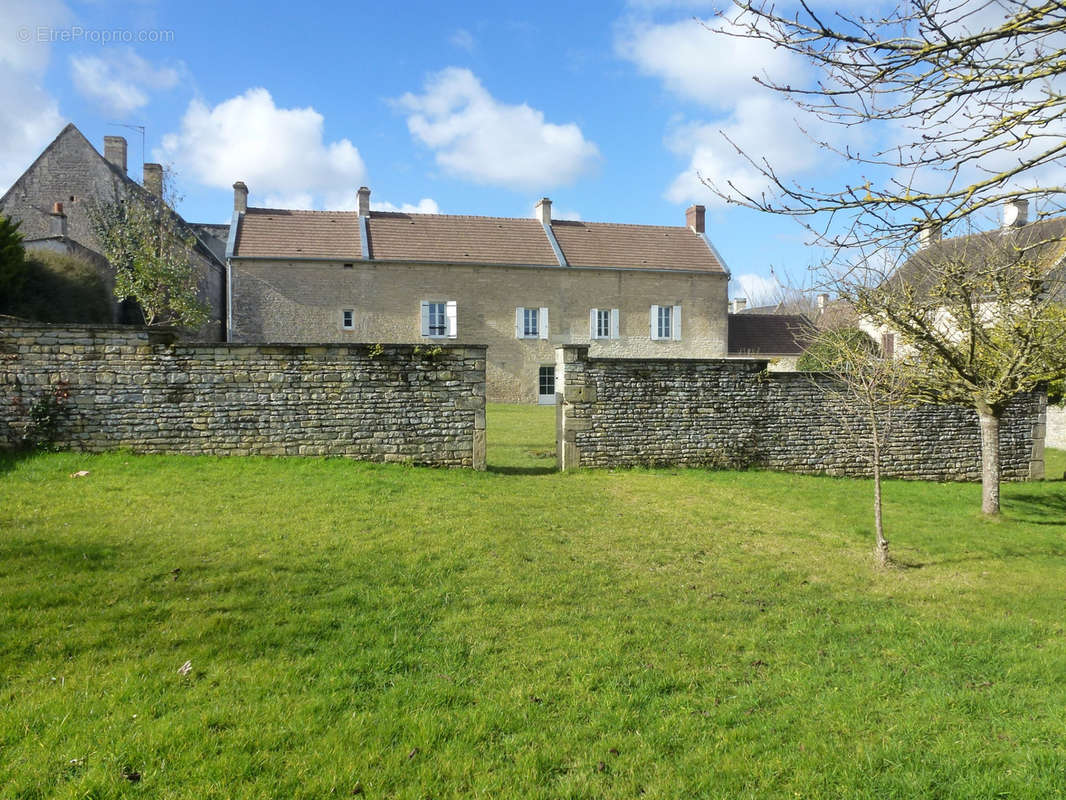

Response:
(1002, 198), (1029, 228)
(357, 186), (371, 217)
(686, 204), (705, 233)
(731, 297), (747, 313)
(49, 202), (67, 237)
(918, 221), (942, 249)
(143, 163), (163, 198)
(233, 181), (248, 213)
(104, 136), (127, 175)
(535, 197), (551, 224)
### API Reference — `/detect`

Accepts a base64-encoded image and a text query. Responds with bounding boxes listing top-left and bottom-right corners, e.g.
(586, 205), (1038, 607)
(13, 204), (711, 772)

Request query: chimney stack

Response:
(686, 204), (705, 234)
(918, 221), (942, 249)
(49, 202), (67, 238)
(143, 163), (163, 198)
(731, 297), (747, 313)
(357, 186), (371, 217)
(233, 181), (248, 214)
(535, 197), (552, 224)
(104, 136), (127, 175)
(1002, 198), (1029, 229)
(817, 293), (829, 312)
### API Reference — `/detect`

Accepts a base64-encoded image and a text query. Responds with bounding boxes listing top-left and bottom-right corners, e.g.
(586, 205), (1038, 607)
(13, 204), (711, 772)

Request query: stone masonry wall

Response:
(556, 346), (1045, 481)
(1, 324), (486, 468)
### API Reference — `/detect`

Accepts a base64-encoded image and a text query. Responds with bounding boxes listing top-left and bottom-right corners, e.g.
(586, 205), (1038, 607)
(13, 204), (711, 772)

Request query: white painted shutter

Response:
(446, 300), (457, 338)
(515, 307), (523, 338)
(539, 307), (549, 340)
(420, 301), (430, 336)
(610, 308), (619, 339)
(589, 308), (598, 339)
(650, 305), (659, 339)
(672, 305), (682, 340)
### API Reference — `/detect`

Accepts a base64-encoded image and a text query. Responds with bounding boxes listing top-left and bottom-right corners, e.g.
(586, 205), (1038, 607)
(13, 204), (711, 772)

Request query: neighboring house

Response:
(227, 185), (732, 403)
(860, 200), (1066, 360)
(727, 313), (811, 370)
(0, 124), (227, 339)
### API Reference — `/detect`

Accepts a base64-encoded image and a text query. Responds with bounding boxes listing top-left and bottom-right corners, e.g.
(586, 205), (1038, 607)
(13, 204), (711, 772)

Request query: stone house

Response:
(227, 185), (731, 403)
(0, 124), (227, 339)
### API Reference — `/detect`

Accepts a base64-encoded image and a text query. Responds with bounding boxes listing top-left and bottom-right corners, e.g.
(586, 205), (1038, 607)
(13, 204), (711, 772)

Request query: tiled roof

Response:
(895, 217), (1066, 292)
(367, 212), (556, 265)
(728, 313), (813, 355)
(550, 220), (724, 272)
(232, 207), (726, 273)
(234, 208), (361, 259)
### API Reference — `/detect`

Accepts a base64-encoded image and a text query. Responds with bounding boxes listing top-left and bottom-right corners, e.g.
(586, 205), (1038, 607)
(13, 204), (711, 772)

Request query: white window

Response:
(515, 307), (549, 340)
(342, 309), (355, 330)
(589, 308), (620, 340)
(420, 300), (457, 338)
(650, 304), (682, 341)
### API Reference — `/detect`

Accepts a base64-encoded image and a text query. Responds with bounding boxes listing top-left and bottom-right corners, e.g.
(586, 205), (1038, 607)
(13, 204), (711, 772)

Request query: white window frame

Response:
(341, 309), (355, 330)
(589, 308), (620, 340)
(420, 300), (457, 339)
(515, 307), (549, 340)
(650, 304), (682, 341)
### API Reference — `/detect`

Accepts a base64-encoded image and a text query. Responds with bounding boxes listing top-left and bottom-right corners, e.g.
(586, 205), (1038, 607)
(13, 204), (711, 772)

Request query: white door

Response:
(538, 365), (556, 405)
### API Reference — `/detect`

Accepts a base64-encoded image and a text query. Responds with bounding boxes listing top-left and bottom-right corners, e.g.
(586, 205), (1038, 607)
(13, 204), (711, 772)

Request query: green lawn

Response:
(1, 404), (1065, 799)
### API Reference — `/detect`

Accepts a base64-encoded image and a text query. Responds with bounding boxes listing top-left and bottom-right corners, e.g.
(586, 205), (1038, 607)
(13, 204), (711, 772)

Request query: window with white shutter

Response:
(590, 308), (620, 339)
(516, 307), (548, 339)
(650, 305), (682, 341)
(421, 300), (457, 338)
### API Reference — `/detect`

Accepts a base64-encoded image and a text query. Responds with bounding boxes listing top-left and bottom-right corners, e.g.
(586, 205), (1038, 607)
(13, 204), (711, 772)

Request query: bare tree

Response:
(712, 0), (1066, 251)
(799, 325), (908, 567)
(711, 0), (1066, 514)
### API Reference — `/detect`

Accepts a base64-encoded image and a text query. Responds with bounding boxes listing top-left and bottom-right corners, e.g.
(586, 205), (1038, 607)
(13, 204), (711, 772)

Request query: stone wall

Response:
(556, 346), (1045, 481)
(1, 324), (486, 469)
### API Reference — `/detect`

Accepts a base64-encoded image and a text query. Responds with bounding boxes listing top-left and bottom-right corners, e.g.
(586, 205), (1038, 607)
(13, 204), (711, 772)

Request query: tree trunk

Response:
(872, 417), (889, 568)
(977, 405), (1001, 516)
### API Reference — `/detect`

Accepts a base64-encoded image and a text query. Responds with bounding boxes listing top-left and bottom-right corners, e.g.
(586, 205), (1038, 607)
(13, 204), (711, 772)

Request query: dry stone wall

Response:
(1, 323), (486, 468)
(556, 346), (1045, 481)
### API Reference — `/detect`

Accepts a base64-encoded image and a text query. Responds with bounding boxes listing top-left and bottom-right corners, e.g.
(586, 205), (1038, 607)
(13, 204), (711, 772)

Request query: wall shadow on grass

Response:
(486, 464), (557, 476)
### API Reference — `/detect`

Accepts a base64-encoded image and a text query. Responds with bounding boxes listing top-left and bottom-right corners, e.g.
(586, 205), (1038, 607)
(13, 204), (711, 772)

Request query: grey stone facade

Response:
(0, 125), (226, 340)
(1, 324), (486, 469)
(556, 346), (1045, 481)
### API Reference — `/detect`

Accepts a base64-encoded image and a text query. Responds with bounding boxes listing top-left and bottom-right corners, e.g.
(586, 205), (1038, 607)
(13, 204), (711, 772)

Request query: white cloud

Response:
(396, 67), (599, 192)
(157, 88), (367, 210)
(733, 273), (779, 304)
(616, 16), (798, 109)
(372, 198), (440, 214)
(450, 29), (475, 52)
(69, 49), (181, 116)
(0, 0), (68, 190)
(618, 15), (852, 209)
(664, 96), (828, 206)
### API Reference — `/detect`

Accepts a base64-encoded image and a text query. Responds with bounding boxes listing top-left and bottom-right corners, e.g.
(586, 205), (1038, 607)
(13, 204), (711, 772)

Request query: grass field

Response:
(2, 404), (1065, 799)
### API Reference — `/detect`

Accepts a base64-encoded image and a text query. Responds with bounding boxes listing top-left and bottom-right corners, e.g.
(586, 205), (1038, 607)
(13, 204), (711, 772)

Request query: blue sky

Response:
(2, 0), (852, 303)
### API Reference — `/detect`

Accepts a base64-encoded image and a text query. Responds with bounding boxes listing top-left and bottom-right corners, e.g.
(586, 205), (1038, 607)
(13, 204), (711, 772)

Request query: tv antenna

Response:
(109, 123), (146, 179)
